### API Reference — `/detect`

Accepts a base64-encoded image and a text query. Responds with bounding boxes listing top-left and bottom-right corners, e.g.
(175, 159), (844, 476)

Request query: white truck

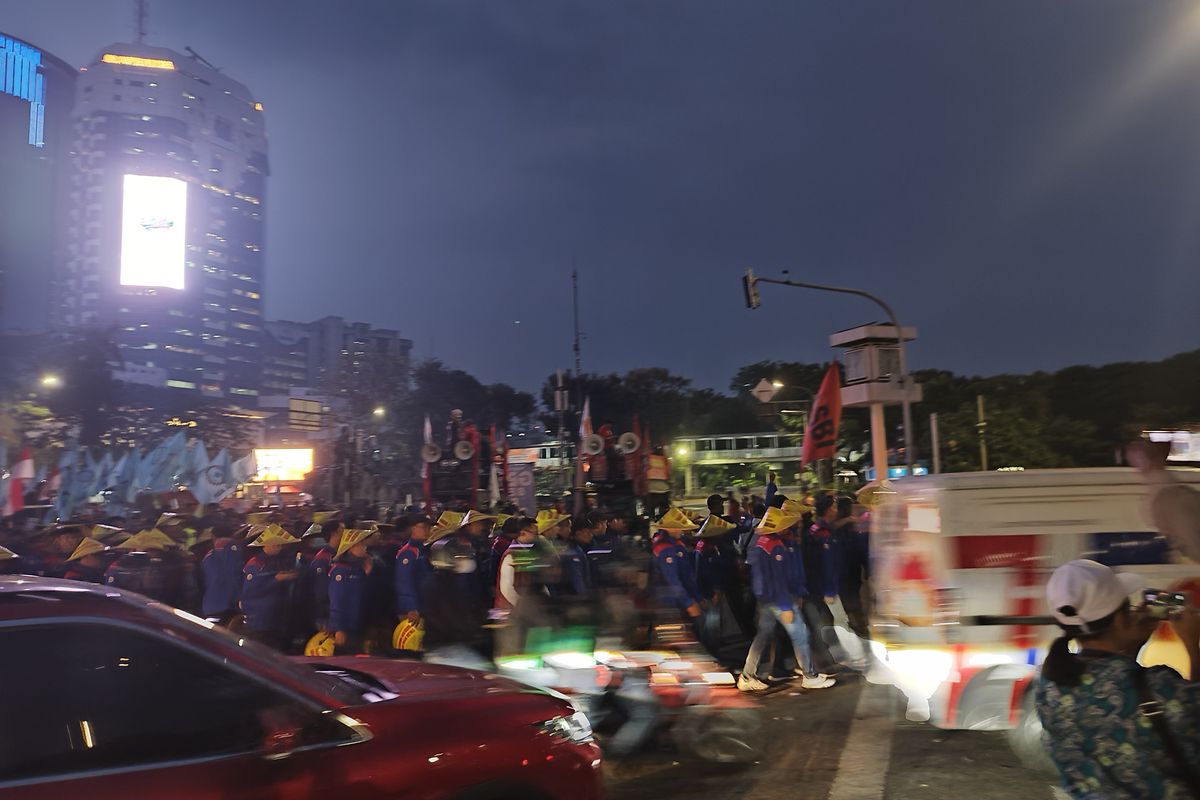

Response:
(869, 467), (1200, 766)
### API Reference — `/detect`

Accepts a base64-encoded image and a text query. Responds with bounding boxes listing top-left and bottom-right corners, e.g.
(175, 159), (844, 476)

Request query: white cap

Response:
(1046, 559), (1144, 632)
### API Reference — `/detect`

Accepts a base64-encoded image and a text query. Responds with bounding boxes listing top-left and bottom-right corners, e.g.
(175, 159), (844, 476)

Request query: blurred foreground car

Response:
(0, 577), (602, 799)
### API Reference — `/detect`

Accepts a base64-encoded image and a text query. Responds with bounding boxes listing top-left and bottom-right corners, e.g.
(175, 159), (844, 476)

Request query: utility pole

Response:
(976, 395), (988, 472)
(134, 0), (148, 44)
(930, 412), (941, 474)
(744, 270), (917, 478)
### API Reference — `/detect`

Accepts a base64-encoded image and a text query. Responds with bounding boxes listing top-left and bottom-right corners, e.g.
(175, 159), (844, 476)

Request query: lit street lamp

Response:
(40, 374), (62, 389)
(372, 406), (386, 419)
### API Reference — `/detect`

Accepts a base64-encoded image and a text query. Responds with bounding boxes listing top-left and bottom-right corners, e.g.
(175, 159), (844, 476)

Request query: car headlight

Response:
(539, 710), (594, 744)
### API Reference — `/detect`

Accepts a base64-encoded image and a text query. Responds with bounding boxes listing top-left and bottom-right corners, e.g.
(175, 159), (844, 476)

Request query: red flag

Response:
(801, 363), (843, 466)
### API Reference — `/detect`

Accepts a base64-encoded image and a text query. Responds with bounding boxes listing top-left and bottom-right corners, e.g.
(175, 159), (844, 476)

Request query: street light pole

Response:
(744, 271), (917, 477)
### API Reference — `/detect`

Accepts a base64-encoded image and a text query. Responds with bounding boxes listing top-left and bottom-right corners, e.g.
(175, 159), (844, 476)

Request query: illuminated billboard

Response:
(253, 448), (314, 482)
(120, 174), (187, 289)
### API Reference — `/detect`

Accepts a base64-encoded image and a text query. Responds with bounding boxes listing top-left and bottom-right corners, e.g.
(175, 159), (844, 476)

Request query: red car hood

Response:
(293, 656), (552, 703)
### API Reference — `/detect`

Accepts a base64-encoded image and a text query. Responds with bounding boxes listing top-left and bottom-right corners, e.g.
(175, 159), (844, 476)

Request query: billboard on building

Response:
(120, 174), (187, 289)
(253, 448), (314, 482)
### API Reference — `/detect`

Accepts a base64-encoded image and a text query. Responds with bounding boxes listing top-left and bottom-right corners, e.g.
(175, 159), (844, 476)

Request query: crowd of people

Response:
(0, 487), (873, 692)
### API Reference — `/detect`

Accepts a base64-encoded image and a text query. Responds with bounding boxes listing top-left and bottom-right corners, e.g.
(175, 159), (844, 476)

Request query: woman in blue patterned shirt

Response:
(1036, 559), (1200, 799)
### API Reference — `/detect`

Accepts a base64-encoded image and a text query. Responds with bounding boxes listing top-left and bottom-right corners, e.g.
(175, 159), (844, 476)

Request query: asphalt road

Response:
(604, 676), (1063, 800)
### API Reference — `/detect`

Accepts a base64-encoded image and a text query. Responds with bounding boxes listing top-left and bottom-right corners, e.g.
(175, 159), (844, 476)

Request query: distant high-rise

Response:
(58, 43), (269, 399)
(0, 33), (75, 335)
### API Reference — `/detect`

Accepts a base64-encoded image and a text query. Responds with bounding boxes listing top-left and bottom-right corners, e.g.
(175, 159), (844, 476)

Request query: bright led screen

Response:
(120, 174), (187, 289)
(253, 449), (315, 482)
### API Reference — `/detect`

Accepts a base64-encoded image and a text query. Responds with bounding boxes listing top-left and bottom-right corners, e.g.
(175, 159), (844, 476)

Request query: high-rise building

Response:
(0, 33), (75, 335)
(262, 316), (413, 404)
(58, 43), (269, 399)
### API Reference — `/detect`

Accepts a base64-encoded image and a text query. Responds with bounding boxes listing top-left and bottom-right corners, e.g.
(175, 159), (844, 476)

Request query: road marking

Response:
(828, 684), (894, 800)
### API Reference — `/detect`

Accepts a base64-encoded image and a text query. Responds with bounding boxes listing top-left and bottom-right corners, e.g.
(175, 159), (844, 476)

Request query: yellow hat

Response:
(697, 515), (736, 538)
(66, 537), (109, 562)
(460, 509), (498, 528)
(335, 527), (377, 559)
(655, 507), (699, 532)
(0, 545), (19, 560)
(781, 499), (812, 517)
(756, 507), (801, 535)
(156, 512), (186, 528)
(246, 511), (272, 525)
(427, 510), (466, 543)
(535, 509), (569, 534)
(392, 618), (425, 652)
(312, 510), (341, 525)
(493, 514), (513, 530)
(89, 524), (126, 542)
(856, 481), (896, 509)
(304, 631), (336, 657)
(247, 524), (300, 548)
(117, 528), (180, 551)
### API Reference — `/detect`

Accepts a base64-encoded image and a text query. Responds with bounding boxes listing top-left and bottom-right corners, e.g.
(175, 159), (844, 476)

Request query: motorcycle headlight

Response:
(539, 711), (594, 745)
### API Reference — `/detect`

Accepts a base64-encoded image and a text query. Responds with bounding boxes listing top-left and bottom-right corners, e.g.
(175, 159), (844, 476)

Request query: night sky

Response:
(4, 1), (1200, 391)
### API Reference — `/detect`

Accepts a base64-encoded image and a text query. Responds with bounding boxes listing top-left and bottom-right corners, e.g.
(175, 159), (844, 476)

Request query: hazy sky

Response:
(4, 0), (1200, 391)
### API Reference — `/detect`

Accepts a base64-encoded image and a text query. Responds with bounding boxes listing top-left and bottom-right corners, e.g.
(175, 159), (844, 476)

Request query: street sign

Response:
(751, 378), (779, 404)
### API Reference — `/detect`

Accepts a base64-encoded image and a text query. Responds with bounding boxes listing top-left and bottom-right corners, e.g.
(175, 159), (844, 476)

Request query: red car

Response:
(0, 576), (602, 799)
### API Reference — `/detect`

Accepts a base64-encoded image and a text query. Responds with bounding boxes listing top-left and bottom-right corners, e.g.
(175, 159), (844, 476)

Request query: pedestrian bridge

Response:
(672, 432), (803, 494)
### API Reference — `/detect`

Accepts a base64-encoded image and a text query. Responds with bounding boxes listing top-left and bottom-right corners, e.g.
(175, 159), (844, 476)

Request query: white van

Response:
(869, 468), (1200, 763)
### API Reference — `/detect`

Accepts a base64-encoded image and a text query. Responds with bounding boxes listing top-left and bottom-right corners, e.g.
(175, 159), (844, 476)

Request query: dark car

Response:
(0, 576), (602, 799)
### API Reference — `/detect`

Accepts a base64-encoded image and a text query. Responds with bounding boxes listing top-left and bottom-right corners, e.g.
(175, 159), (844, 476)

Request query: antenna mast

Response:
(572, 267), (582, 379)
(134, 0), (148, 44)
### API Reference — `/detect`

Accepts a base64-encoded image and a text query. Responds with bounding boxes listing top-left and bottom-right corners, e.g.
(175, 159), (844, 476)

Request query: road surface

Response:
(605, 676), (1063, 800)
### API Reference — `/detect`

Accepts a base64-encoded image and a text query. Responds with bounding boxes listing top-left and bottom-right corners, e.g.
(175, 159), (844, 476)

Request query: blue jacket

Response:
(394, 541), (432, 615)
(804, 519), (841, 598)
(240, 553), (293, 632)
(782, 532), (808, 599)
(748, 535), (793, 609)
(200, 538), (244, 617)
(651, 531), (702, 610)
(694, 535), (738, 601)
(562, 541), (592, 596)
(834, 519), (869, 593)
(329, 560), (370, 634)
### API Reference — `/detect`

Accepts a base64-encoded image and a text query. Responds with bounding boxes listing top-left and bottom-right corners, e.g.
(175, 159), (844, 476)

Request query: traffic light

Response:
(743, 269), (761, 309)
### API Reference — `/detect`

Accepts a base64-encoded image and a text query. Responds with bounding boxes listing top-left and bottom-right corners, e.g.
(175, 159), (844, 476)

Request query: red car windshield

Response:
(140, 601), (370, 707)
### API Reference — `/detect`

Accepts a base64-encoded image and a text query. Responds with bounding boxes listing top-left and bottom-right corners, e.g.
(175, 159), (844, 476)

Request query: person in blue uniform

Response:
(239, 525), (302, 650)
(834, 496), (870, 639)
(328, 527), (378, 654)
(801, 495), (843, 673)
(394, 514), (433, 627)
(562, 517), (595, 597)
(200, 526), (246, 621)
(693, 512), (741, 653)
(650, 508), (704, 620)
(738, 507), (836, 693)
(305, 519), (344, 633)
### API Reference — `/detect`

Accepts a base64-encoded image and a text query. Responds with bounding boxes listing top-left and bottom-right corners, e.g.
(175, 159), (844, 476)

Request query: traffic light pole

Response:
(744, 270), (917, 477)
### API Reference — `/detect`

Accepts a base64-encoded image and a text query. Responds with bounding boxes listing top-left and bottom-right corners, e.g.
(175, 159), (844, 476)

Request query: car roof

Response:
(0, 575), (127, 597)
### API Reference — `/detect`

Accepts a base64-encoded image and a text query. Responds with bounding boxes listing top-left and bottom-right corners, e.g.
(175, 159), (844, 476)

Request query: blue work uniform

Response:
(748, 536), (793, 609)
(742, 534), (817, 678)
(240, 553), (293, 635)
(200, 537), (244, 617)
(562, 540), (593, 596)
(651, 531), (702, 612)
(693, 536), (739, 602)
(803, 519), (841, 599)
(328, 560), (370, 636)
(394, 541), (432, 615)
(782, 530), (809, 601)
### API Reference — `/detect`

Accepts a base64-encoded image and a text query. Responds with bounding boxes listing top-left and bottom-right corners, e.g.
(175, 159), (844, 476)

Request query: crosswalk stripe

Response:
(827, 684), (894, 800)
